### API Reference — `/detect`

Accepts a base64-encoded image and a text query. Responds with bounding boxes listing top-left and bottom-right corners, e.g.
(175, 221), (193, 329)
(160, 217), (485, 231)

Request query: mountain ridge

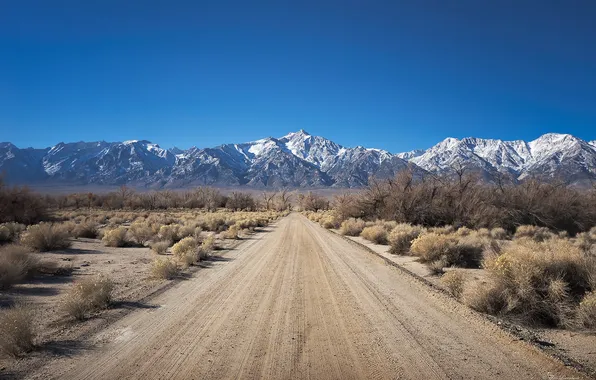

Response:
(1, 131), (595, 188)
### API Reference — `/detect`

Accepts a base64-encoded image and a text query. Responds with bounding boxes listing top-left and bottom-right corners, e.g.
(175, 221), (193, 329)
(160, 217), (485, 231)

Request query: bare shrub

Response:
(172, 237), (198, 267)
(72, 221), (99, 239)
(339, 218), (366, 236)
(150, 258), (179, 279)
(360, 225), (388, 244)
(513, 225), (554, 242)
(441, 271), (466, 298)
(150, 241), (170, 255)
(475, 238), (596, 327)
(0, 244), (38, 289)
(21, 223), (71, 252)
(102, 227), (128, 247)
(0, 304), (35, 357)
(63, 275), (114, 320)
(388, 223), (424, 254)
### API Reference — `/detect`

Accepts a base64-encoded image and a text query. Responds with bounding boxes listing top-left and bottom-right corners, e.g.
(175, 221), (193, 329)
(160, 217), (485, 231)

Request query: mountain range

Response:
(1, 131), (595, 188)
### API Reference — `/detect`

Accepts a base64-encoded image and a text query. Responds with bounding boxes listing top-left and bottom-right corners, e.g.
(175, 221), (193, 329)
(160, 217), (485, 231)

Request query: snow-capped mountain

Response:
(0, 131), (410, 188)
(403, 133), (596, 184)
(1, 131), (594, 188)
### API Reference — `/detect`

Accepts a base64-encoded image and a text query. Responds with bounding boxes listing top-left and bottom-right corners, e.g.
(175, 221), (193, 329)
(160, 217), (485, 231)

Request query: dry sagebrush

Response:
(0, 304), (35, 357)
(63, 275), (114, 320)
(20, 223), (72, 252)
(0, 244), (38, 289)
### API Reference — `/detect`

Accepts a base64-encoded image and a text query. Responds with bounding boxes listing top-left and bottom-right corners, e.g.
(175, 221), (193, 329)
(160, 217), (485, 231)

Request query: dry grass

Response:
(490, 227), (508, 240)
(469, 238), (596, 327)
(0, 304), (35, 357)
(150, 240), (170, 255)
(577, 291), (596, 329)
(513, 225), (554, 242)
(360, 225), (388, 244)
(62, 275), (114, 320)
(388, 223), (425, 254)
(20, 223), (72, 252)
(150, 258), (180, 279)
(102, 227), (129, 247)
(441, 271), (466, 299)
(172, 237), (198, 267)
(339, 218), (366, 236)
(0, 244), (38, 289)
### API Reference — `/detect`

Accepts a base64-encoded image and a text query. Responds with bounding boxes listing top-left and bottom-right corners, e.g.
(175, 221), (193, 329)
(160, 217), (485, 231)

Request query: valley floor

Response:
(23, 214), (587, 379)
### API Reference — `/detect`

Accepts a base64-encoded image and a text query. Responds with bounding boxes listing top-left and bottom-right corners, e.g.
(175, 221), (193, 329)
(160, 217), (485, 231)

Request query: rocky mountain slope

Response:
(1, 131), (594, 188)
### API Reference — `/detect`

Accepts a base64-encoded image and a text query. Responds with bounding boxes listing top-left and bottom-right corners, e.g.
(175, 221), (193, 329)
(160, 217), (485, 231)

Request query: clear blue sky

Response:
(1, 0), (595, 152)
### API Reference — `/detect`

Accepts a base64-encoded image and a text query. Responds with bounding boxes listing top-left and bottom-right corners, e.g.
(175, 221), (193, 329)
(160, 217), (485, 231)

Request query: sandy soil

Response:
(16, 213), (587, 379)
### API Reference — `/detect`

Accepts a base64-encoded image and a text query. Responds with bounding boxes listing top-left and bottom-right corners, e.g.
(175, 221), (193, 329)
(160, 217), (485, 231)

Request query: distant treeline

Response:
(2, 171), (596, 234)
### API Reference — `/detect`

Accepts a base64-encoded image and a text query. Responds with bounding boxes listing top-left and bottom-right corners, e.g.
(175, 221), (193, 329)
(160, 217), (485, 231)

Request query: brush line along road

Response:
(31, 213), (584, 379)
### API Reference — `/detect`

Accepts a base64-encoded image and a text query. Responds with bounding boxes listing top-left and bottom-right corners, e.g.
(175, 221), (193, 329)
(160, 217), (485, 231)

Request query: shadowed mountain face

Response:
(1, 131), (595, 188)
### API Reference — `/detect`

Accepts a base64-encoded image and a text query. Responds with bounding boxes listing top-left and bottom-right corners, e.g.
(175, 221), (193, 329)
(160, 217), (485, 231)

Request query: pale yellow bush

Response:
(21, 223), (71, 252)
(172, 237), (198, 267)
(388, 224), (424, 254)
(63, 275), (114, 320)
(360, 225), (388, 244)
(151, 258), (179, 280)
(339, 218), (366, 236)
(102, 227), (128, 247)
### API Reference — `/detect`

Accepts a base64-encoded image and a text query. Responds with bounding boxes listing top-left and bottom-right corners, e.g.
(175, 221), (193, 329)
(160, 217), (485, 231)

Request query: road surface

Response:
(31, 213), (584, 379)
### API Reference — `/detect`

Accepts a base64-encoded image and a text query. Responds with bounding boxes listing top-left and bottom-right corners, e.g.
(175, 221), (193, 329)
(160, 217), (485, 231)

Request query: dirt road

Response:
(30, 213), (584, 379)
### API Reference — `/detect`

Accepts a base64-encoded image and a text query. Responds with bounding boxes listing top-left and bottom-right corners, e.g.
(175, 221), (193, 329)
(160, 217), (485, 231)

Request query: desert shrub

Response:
(199, 235), (216, 259)
(128, 222), (153, 245)
(513, 225), (554, 242)
(172, 237), (198, 267)
(0, 304), (35, 357)
(454, 227), (473, 237)
(21, 223), (71, 252)
(178, 224), (198, 239)
(222, 224), (240, 239)
(150, 240), (170, 255)
(430, 225), (455, 235)
(428, 259), (447, 275)
(360, 225), (388, 244)
(577, 291), (596, 329)
(339, 218), (366, 236)
(474, 238), (596, 327)
(158, 224), (180, 243)
(575, 232), (594, 253)
(410, 233), (483, 268)
(0, 222), (26, 244)
(102, 227), (128, 247)
(0, 244), (38, 289)
(490, 227), (508, 240)
(388, 224), (424, 254)
(72, 221), (99, 239)
(441, 271), (466, 299)
(150, 258), (179, 279)
(63, 275), (114, 320)
(202, 215), (227, 232)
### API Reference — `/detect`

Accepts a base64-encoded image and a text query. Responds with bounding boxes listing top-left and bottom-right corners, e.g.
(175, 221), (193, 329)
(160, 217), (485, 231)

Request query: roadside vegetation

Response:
(303, 169), (596, 330)
(0, 183), (289, 362)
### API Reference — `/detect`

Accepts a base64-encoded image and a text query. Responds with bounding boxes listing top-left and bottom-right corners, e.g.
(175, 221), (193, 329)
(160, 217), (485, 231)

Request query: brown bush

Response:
(0, 244), (38, 289)
(128, 221), (153, 245)
(21, 223), (72, 252)
(577, 291), (596, 329)
(473, 238), (596, 327)
(0, 222), (26, 243)
(102, 227), (129, 247)
(0, 304), (35, 357)
(388, 224), (424, 254)
(150, 258), (179, 280)
(150, 241), (170, 255)
(63, 275), (114, 320)
(172, 237), (198, 267)
(410, 233), (483, 268)
(339, 218), (366, 236)
(72, 221), (99, 239)
(360, 225), (388, 244)
(441, 271), (466, 299)
(513, 225), (554, 242)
